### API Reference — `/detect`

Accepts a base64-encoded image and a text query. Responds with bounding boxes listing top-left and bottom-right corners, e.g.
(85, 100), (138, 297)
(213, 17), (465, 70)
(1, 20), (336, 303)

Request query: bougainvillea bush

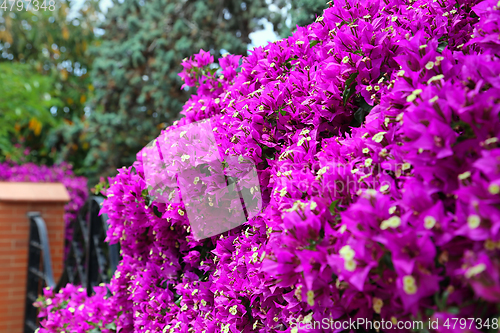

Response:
(0, 162), (88, 243)
(38, 0), (500, 332)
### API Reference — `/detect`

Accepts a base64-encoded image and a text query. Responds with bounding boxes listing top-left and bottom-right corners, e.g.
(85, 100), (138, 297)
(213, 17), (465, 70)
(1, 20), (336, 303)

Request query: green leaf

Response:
(105, 322), (116, 330)
(353, 107), (369, 126)
(381, 252), (395, 271)
(344, 72), (358, 90)
(353, 48), (363, 55)
(349, 96), (373, 128)
(437, 38), (448, 53)
(329, 199), (340, 215)
(309, 40), (320, 48)
(434, 292), (443, 310)
(342, 72), (359, 106)
(152, 205), (162, 218)
(305, 239), (319, 251)
(174, 296), (182, 307)
(339, 20), (349, 28)
(452, 121), (476, 143)
(284, 56), (299, 70)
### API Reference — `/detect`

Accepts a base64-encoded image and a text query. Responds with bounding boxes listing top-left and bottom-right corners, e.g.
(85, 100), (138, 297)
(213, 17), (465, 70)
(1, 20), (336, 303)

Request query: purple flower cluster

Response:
(35, 284), (116, 332)
(39, 0), (500, 332)
(0, 162), (88, 243)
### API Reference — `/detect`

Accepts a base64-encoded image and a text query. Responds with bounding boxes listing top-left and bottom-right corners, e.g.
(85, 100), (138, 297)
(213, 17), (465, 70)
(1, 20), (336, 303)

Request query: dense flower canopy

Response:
(0, 162), (88, 244)
(39, 0), (500, 332)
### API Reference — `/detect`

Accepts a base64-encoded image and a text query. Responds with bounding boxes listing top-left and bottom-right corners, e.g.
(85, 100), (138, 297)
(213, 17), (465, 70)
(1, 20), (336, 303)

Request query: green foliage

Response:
(0, 0), (99, 116)
(0, 62), (62, 162)
(349, 96), (373, 129)
(0, 0), (101, 170)
(342, 72), (358, 106)
(0, 0), (327, 184)
(273, 0), (328, 37)
(83, 0), (296, 185)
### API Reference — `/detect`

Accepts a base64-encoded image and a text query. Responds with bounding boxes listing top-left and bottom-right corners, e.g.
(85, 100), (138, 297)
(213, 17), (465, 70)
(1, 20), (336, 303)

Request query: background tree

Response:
(273, 0), (328, 37)
(84, 0), (296, 184)
(0, 0), (101, 169)
(1, 0), (328, 185)
(0, 62), (62, 163)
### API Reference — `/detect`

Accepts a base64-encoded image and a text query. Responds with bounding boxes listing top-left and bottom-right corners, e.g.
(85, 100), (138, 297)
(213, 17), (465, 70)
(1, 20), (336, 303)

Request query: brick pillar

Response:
(0, 182), (69, 333)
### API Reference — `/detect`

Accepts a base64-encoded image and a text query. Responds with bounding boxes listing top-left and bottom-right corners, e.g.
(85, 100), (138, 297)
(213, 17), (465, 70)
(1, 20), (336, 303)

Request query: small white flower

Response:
(424, 216), (436, 229)
(467, 215), (480, 229)
(380, 216), (401, 230)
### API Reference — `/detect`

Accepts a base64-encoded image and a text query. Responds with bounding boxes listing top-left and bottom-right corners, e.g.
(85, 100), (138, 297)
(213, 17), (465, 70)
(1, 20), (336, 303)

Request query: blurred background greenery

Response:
(0, 0), (327, 186)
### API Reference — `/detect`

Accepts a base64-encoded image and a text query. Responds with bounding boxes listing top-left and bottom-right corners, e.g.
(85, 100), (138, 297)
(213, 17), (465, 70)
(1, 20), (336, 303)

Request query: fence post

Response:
(23, 212), (56, 333)
(0, 182), (68, 333)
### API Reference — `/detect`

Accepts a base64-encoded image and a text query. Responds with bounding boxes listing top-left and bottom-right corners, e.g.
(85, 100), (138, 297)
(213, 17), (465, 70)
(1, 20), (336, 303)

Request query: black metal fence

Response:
(24, 212), (56, 333)
(24, 196), (120, 332)
(85, 196), (120, 295)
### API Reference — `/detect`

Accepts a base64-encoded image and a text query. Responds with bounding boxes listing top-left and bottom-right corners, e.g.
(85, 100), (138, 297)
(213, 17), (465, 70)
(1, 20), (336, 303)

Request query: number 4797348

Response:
(443, 317), (499, 330)
(0, 0), (56, 11)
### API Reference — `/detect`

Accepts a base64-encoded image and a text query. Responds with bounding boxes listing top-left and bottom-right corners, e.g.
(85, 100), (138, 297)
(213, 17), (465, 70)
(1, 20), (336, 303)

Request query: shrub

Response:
(39, 0), (500, 332)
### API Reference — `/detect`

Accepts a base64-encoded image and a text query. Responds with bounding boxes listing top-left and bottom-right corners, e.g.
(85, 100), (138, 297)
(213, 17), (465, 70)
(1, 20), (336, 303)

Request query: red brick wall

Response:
(0, 202), (66, 333)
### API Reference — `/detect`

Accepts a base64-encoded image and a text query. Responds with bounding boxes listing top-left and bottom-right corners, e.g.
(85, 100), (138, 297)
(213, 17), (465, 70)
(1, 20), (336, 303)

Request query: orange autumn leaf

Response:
(28, 118), (42, 136)
(0, 30), (13, 44)
(28, 118), (36, 130)
(62, 26), (70, 40)
(34, 122), (42, 136)
(61, 69), (68, 80)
